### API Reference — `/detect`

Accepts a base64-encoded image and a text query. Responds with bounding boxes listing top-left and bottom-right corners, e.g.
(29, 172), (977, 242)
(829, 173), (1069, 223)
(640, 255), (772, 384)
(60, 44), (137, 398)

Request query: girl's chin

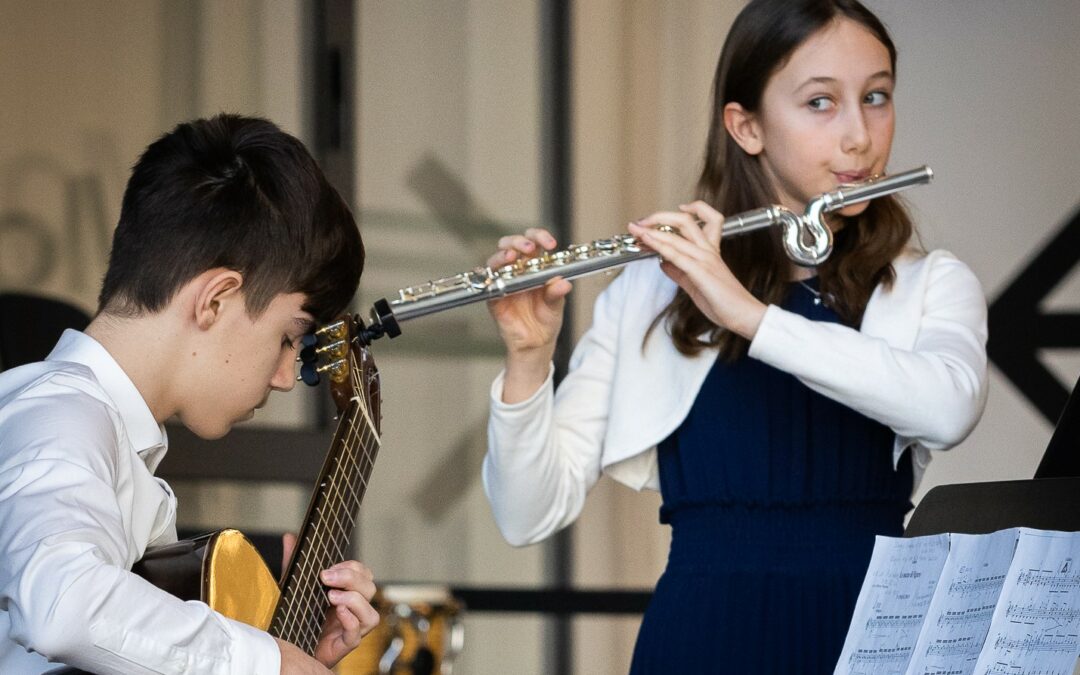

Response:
(835, 202), (872, 219)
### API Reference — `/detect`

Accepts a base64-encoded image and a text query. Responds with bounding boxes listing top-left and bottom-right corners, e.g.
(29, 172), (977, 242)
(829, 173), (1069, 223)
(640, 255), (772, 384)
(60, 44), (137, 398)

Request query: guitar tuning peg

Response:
(298, 333), (320, 365)
(316, 320), (347, 341)
(299, 363), (321, 386)
(315, 339), (348, 360)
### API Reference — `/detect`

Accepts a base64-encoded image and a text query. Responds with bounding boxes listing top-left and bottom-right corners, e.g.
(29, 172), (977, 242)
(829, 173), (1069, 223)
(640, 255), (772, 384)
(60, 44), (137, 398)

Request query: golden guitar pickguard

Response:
(202, 529), (281, 631)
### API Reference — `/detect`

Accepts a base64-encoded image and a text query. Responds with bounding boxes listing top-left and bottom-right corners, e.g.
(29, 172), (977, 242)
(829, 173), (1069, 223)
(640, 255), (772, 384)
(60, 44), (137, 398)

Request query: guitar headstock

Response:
(297, 315), (382, 432)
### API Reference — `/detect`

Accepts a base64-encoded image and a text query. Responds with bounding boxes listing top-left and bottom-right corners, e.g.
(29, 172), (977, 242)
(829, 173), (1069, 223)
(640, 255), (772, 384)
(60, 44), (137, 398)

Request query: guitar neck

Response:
(268, 397), (381, 653)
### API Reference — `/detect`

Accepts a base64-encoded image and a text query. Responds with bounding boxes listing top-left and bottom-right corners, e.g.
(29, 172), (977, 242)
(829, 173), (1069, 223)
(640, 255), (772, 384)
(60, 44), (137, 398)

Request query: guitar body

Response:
(133, 529), (280, 631)
(49, 530), (280, 675)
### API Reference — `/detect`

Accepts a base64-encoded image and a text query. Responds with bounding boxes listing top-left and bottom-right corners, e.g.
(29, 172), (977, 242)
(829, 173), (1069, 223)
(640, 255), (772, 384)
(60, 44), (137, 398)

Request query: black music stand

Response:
(905, 373), (1080, 537)
(1034, 373), (1080, 479)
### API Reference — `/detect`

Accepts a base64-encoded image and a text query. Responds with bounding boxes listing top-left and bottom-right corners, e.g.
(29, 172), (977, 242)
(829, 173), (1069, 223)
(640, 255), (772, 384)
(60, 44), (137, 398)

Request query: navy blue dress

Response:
(629, 278), (913, 674)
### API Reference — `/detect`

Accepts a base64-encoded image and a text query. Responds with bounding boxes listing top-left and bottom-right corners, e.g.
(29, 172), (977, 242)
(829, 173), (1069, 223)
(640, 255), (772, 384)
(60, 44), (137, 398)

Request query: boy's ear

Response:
(723, 102), (764, 156)
(193, 269), (244, 330)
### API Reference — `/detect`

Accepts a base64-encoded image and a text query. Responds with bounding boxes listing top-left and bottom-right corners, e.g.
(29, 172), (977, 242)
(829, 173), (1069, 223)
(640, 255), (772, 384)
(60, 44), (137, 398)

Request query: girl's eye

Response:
(282, 336), (296, 350)
(864, 90), (891, 106)
(807, 96), (834, 112)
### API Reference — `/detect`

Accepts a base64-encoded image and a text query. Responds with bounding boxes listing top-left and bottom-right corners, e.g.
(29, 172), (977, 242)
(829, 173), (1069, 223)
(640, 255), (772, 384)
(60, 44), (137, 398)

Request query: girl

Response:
(482, 0), (988, 671)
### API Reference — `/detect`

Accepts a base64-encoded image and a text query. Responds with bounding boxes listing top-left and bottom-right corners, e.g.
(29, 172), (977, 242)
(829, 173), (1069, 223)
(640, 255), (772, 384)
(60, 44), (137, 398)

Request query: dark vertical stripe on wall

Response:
(313, 0), (355, 194)
(311, 0), (356, 429)
(541, 1), (574, 674)
(159, 0), (201, 128)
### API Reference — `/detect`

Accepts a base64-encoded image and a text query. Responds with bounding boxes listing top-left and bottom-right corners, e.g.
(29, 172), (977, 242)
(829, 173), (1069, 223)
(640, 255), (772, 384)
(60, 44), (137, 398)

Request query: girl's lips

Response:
(834, 171), (870, 184)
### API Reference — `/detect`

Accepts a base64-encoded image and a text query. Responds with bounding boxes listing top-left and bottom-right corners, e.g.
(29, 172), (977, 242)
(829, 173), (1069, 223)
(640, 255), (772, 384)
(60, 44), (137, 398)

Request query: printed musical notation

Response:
(834, 534), (950, 675)
(1014, 571), (1080, 593)
(906, 529), (1019, 675)
(834, 529), (1080, 675)
(972, 529), (1080, 674)
(982, 665), (1071, 675)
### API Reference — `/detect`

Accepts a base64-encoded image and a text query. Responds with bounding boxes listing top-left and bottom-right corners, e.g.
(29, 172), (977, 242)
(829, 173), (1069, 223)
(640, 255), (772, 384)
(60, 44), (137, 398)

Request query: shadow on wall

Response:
(987, 204), (1080, 424)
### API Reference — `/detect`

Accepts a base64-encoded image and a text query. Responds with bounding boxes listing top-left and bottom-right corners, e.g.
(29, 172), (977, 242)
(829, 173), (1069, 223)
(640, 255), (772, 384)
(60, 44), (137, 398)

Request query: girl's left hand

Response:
(628, 200), (767, 340)
(282, 533), (381, 668)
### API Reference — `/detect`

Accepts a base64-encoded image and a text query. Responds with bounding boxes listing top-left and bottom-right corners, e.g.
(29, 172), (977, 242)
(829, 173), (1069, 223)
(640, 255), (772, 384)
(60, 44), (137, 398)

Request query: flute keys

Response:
(594, 238), (617, 255)
(515, 250), (567, 272)
(467, 269), (493, 290)
(615, 234), (641, 253)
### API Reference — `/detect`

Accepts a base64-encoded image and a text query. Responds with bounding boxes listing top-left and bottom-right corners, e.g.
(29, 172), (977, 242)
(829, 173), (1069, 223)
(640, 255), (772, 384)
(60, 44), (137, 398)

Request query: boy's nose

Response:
(271, 352), (297, 392)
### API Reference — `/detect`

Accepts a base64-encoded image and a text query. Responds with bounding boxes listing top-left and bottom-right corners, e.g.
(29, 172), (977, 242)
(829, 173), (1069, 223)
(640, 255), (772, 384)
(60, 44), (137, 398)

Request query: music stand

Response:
(905, 373), (1080, 537)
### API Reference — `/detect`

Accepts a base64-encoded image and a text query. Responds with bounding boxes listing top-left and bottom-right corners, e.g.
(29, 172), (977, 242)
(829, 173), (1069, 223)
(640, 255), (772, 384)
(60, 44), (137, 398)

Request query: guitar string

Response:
(277, 351), (380, 650)
(286, 425), (360, 649)
(300, 410), (377, 649)
(288, 418), (361, 648)
(277, 397), (356, 644)
(283, 437), (349, 645)
(299, 413), (373, 650)
(280, 353), (366, 645)
(283, 354), (381, 650)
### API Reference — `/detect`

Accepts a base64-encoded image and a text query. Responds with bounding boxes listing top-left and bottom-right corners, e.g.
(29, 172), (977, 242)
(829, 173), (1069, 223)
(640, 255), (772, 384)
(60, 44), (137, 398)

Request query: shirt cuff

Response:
(747, 304), (799, 367)
(223, 618), (281, 674)
(489, 363), (555, 413)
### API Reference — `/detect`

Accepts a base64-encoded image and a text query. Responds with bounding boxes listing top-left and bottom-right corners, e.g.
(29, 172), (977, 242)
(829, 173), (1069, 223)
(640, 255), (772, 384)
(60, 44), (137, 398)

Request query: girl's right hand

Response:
(486, 228), (572, 403)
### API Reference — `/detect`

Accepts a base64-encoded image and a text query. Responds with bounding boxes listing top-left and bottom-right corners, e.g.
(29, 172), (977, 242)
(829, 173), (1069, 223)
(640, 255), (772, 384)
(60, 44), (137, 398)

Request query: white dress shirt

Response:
(484, 250), (989, 546)
(0, 330), (280, 674)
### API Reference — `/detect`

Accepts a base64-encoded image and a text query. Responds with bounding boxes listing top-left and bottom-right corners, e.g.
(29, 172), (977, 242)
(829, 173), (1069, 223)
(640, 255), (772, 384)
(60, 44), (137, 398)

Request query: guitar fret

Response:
(270, 340), (383, 655)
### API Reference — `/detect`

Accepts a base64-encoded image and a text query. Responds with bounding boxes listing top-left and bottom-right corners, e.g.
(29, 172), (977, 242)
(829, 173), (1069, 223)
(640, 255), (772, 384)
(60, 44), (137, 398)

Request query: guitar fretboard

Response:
(268, 353), (380, 654)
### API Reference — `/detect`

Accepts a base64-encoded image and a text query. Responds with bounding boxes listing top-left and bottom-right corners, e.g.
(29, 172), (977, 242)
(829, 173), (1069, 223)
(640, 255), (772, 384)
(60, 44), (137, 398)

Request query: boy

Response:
(0, 114), (378, 673)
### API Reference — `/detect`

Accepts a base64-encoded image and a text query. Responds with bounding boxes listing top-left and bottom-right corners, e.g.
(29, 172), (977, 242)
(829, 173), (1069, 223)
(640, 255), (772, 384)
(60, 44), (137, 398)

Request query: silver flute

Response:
(358, 166), (933, 342)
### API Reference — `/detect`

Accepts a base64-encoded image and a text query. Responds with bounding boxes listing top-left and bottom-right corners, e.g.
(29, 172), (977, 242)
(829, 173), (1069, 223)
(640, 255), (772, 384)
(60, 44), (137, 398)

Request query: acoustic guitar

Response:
(52, 315), (382, 673)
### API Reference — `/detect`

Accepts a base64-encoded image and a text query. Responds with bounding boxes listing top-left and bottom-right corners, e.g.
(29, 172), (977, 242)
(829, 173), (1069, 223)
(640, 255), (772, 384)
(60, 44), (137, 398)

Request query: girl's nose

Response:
(841, 108), (871, 154)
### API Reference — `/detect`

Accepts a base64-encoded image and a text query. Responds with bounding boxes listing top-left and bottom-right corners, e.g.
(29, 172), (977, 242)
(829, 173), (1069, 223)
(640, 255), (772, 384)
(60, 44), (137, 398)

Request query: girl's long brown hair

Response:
(651, 0), (918, 360)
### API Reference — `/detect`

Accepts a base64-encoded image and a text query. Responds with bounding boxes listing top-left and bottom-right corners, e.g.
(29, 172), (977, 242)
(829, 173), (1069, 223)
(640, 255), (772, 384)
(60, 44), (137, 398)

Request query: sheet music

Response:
(905, 529), (1020, 675)
(971, 529), (1080, 675)
(835, 534), (951, 675)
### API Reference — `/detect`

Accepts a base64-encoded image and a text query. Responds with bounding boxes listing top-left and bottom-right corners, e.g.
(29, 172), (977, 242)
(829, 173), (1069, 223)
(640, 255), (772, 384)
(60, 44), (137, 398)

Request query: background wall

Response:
(351, 2), (551, 672)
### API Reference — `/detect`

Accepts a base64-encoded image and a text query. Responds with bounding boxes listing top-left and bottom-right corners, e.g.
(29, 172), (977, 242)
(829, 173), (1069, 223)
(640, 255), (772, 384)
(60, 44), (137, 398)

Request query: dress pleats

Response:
(629, 279), (913, 674)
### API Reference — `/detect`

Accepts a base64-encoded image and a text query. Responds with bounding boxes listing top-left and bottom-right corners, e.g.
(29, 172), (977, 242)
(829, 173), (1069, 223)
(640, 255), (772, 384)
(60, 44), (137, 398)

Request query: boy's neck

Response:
(85, 310), (184, 426)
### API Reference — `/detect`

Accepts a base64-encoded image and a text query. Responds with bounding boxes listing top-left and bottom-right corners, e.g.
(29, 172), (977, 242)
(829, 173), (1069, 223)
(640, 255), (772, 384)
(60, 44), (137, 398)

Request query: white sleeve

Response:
(0, 405), (280, 674)
(482, 273), (625, 547)
(747, 254), (988, 450)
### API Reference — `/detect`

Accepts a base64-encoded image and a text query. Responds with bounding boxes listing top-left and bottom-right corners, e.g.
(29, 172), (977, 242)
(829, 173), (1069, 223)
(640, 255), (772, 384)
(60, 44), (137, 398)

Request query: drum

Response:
(336, 584), (464, 675)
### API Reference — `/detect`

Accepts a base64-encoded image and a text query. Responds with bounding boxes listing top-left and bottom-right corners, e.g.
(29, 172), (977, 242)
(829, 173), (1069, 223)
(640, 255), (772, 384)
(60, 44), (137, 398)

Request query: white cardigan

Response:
(483, 250), (989, 546)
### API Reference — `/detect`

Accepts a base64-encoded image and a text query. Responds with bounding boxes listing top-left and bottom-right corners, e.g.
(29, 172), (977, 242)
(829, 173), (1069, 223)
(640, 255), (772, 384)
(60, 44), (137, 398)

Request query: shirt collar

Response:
(46, 329), (168, 467)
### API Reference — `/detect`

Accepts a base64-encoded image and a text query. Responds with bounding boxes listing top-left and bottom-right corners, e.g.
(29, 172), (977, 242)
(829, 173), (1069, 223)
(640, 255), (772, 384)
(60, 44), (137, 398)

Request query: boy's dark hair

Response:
(99, 114), (363, 323)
